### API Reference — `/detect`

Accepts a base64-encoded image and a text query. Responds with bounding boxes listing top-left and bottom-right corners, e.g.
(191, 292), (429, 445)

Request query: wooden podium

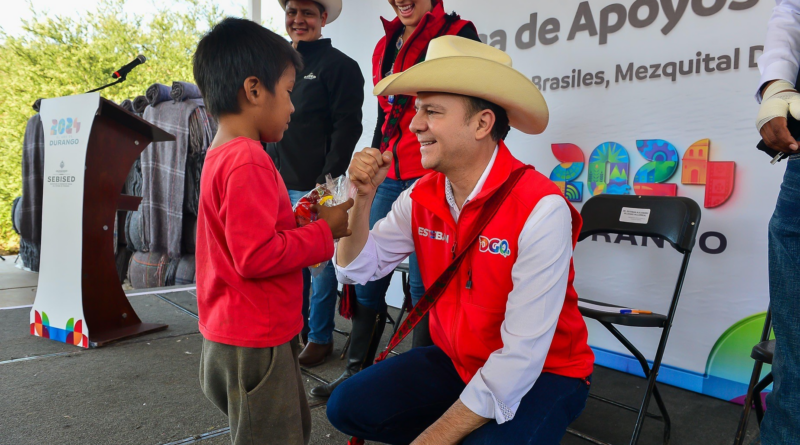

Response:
(31, 93), (175, 348)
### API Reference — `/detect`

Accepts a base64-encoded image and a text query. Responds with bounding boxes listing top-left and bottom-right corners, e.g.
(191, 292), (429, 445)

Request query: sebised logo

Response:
(50, 118), (81, 136)
(479, 236), (511, 257)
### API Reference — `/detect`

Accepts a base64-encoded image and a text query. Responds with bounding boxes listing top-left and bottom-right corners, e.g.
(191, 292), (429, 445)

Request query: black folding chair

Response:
(733, 307), (774, 445)
(567, 195), (701, 445)
(338, 263), (412, 358)
(390, 262), (413, 337)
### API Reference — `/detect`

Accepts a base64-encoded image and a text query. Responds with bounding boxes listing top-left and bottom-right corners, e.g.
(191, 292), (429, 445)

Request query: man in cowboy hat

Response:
(325, 36), (595, 444)
(270, 0), (364, 368)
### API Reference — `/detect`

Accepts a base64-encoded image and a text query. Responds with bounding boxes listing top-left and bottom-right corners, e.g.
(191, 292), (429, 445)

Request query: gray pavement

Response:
(0, 255), (38, 309)
(0, 289), (760, 445)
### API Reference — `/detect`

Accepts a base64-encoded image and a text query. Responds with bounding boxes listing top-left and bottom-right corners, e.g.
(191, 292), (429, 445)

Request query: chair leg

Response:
(752, 372), (773, 425)
(402, 270), (411, 300)
(650, 385), (671, 444)
(602, 322), (671, 445)
(391, 304), (406, 337)
(392, 271), (412, 338)
(733, 360), (765, 445)
(631, 252), (693, 445)
(340, 334), (351, 359)
(630, 370), (662, 445)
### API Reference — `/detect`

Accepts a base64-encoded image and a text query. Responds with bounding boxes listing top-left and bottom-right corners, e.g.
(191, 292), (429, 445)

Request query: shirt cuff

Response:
(757, 60), (800, 101)
(333, 235), (379, 285)
(459, 370), (519, 425)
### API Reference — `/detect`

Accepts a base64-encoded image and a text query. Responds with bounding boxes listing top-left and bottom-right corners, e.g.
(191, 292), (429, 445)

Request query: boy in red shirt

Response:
(192, 18), (352, 445)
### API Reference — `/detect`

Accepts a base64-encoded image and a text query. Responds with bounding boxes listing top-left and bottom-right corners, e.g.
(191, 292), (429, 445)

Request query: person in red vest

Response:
(310, 0), (481, 399)
(326, 36), (595, 444)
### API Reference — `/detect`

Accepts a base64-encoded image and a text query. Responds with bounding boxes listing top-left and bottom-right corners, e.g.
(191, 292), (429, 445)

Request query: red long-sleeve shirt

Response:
(196, 136), (334, 348)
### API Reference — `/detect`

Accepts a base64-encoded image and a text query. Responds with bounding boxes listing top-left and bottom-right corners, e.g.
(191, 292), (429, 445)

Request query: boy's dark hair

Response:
(193, 17), (303, 118)
(463, 96), (511, 141)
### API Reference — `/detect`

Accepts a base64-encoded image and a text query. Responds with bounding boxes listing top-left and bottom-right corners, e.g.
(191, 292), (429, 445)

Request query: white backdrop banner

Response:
(326, 0), (779, 402)
(31, 93), (100, 349)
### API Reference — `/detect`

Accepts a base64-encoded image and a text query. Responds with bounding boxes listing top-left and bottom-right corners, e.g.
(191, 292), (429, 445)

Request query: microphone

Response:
(112, 55), (147, 79)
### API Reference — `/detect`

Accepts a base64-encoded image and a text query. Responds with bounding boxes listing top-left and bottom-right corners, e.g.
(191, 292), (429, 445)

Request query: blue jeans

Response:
(762, 154), (800, 444)
(356, 177), (425, 312)
(288, 190), (339, 345)
(327, 346), (590, 444)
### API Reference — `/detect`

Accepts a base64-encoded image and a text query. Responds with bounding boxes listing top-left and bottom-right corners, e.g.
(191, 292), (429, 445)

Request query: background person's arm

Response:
(756, 0), (800, 152)
(757, 0), (800, 101)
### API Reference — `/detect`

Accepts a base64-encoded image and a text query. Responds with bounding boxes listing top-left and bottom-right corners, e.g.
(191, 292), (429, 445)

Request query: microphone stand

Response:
(85, 76), (126, 94)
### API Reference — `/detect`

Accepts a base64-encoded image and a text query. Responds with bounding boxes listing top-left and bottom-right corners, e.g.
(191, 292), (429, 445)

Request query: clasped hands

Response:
(312, 148), (393, 240)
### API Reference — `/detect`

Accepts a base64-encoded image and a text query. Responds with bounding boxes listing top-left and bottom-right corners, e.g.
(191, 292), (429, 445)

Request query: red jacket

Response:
(373, 2), (476, 181)
(196, 137), (334, 348)
(410, 142), (595, 383)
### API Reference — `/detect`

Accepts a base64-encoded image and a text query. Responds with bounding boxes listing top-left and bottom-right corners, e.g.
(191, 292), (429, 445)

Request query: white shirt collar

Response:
(445, 146), (499, 220)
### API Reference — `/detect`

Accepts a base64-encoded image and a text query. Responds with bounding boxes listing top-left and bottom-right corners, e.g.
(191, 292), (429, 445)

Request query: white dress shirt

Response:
(335, 147), (575, 424)
(757, 0), (800, 100)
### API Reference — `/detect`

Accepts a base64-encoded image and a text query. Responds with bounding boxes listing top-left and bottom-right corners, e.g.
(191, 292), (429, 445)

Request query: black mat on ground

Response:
(564, 365), (761, 444)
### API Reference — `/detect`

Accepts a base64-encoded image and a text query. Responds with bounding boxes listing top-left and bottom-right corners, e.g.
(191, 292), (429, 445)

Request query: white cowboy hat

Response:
(278, 0), (342, 24)
(374, 36), (549, 135)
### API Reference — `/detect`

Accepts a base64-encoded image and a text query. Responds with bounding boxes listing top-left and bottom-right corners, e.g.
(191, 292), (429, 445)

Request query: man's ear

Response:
(321, 11), (329, 27)
(474, 109), (496, 141)
(242, 76), (262, 105)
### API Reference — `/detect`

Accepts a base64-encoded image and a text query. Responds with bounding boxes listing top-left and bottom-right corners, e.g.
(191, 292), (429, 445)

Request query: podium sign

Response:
(31, 93), (175, 347)
(33, 94), (99, 347)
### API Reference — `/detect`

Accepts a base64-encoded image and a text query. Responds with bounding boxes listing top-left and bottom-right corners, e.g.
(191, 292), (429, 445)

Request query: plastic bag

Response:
(293, 174), (357, 277)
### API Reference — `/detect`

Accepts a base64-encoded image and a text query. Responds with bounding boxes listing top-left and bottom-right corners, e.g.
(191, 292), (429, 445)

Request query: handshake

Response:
(300, 148), (394, 240)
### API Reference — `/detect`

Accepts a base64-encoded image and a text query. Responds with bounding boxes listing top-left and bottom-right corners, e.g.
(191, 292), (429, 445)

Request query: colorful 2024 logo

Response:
(50, 118), (81, 136)
(549, 139), (734, 208)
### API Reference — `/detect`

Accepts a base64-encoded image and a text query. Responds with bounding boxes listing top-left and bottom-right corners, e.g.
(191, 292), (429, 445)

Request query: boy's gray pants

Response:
(200, 337), (311, 445)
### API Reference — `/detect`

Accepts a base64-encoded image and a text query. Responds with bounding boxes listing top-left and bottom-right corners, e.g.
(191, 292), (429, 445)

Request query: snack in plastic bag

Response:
(293, 174), (357, 277)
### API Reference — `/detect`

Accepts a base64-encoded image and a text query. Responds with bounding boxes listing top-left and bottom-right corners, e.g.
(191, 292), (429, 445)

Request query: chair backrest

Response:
(578, 195), (702, 254)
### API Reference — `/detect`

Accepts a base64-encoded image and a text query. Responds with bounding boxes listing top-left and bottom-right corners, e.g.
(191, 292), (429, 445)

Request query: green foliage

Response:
(0, 0), (229, 254)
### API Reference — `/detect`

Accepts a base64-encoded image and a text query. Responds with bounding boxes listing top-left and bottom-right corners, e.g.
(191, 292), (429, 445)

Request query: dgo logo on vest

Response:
(479, 236), (511, 258)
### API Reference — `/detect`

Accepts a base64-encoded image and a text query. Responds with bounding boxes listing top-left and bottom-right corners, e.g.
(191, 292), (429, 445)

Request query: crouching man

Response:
(326, 36), (595, 444)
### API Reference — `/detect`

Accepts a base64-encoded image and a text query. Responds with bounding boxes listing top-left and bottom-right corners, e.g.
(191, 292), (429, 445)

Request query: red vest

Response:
(372, 2), (476, 180)
(410, 142), (595, 384)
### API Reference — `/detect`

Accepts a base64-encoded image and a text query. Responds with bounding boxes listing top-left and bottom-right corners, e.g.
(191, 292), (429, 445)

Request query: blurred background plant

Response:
(0, 0), (287, 254)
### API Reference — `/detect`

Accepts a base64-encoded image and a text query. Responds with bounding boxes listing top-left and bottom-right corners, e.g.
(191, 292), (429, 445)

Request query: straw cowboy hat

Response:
(278, 0), (342, 24)
(374, 36), (549, 135)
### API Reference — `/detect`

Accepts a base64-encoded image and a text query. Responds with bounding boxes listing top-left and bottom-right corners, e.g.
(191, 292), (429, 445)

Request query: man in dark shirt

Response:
(272, 0), (365, 367)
